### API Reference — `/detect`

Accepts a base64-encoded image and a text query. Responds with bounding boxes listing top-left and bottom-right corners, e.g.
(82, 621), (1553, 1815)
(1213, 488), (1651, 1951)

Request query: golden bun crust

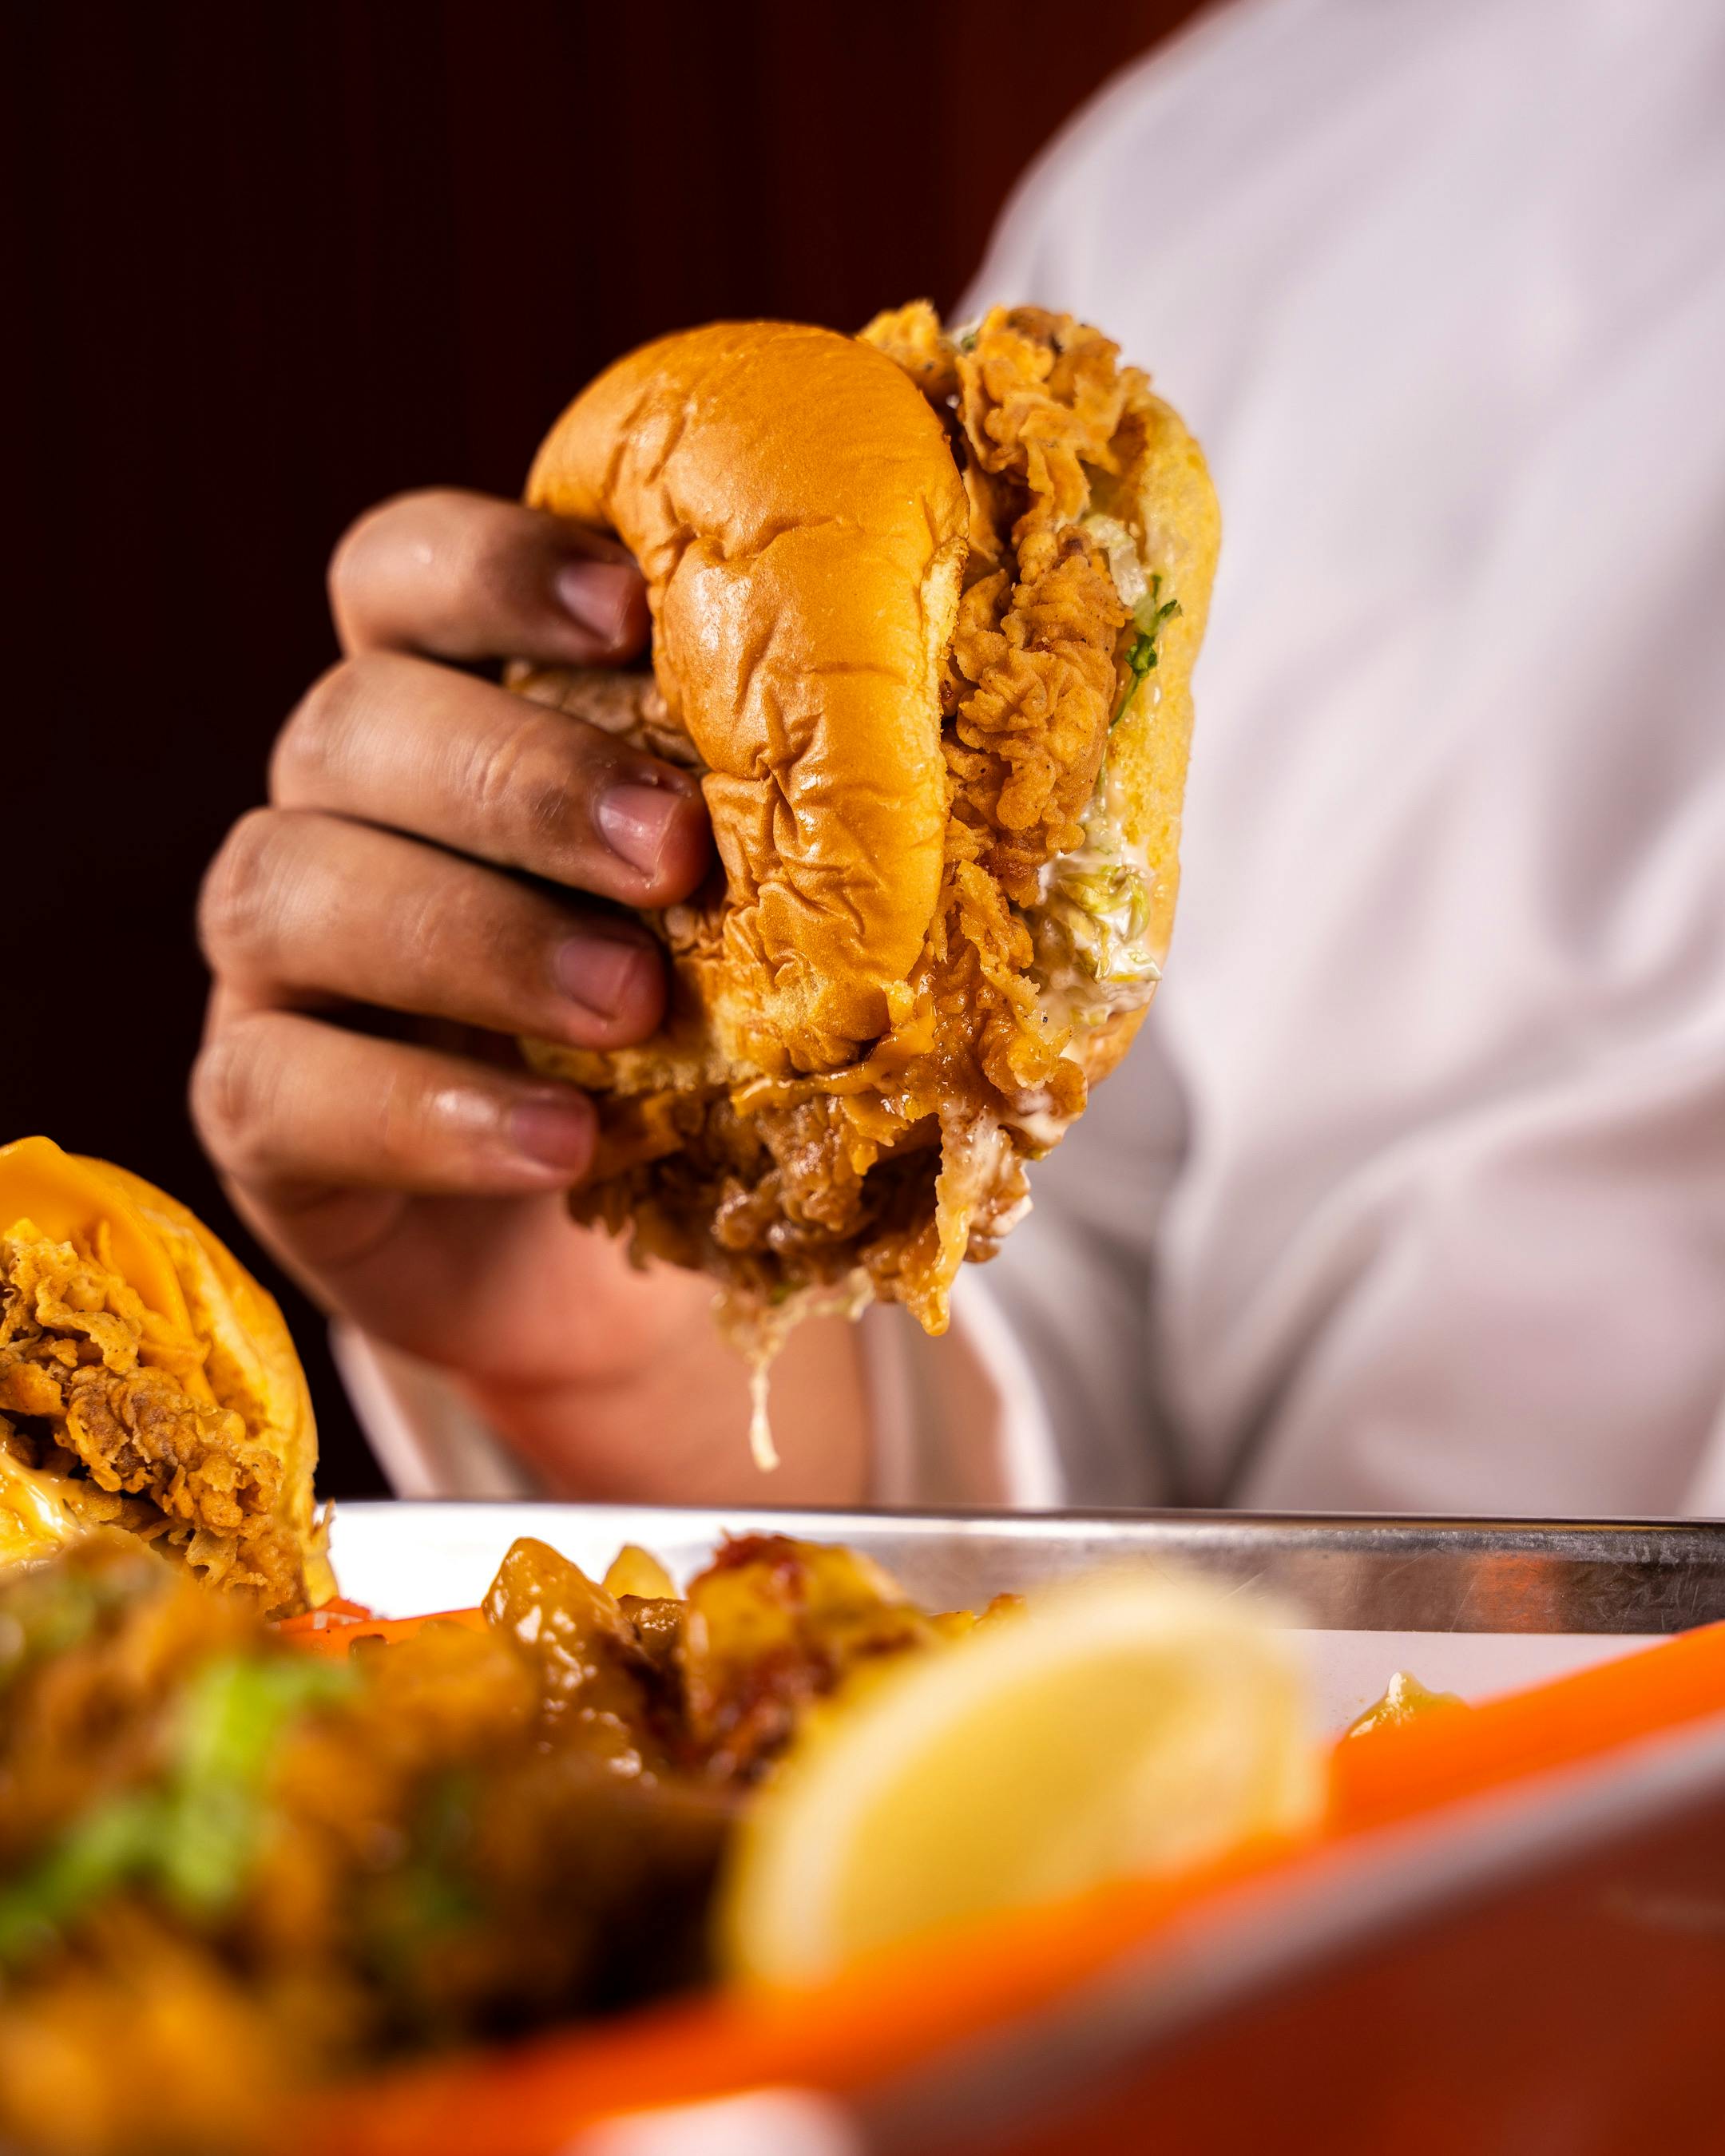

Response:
(1111, 390), (1222, 977)
(0, 1135), (332, 1608)
(528, 323), (969, 1076)
(1071, 389), (1222, 1092)
(93, 1159), (335, 1608)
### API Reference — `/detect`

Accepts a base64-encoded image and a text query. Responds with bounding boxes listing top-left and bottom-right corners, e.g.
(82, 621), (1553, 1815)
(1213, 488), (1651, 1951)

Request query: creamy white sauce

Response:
(747, 1358), (779, 1475)
(1021, 518), (1168, 1039)
(1081, 512), (1149, 610)
(1001, 1100), (1070, 1151)
(717, 1270), (874, 1476)
(1026, 768), (1161, 1038)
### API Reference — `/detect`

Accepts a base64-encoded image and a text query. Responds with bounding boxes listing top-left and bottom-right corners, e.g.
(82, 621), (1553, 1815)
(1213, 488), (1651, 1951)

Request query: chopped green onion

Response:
(0, 1796), (163, 1963)
(161, 1655), (358, 1915)
(364, 1771), (482, 1973)
(1112, 576), (1182, 727)
(0, 1651), (359, 1960)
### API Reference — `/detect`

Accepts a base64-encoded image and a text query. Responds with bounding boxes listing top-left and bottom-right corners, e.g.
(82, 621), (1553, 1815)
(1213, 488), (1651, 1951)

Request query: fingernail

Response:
(597, 782), (681, 878)
(552, 932), (648, 1018)
(553, 560), (638, 647)
(507, 1093), (594, 1171)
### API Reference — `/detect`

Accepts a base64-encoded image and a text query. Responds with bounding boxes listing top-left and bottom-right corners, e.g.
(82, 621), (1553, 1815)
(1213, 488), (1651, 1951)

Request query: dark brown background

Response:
(3, 1), (1202, 1493)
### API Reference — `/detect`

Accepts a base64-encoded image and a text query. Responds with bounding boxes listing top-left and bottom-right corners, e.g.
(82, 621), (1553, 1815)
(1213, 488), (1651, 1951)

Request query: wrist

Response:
(454, 1303), (871, 1508)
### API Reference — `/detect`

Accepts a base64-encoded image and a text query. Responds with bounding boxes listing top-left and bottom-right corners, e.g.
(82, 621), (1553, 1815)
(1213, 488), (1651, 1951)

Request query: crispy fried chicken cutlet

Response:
(520, 304), (1219, 1353)
(0, 1137), (332, 1617)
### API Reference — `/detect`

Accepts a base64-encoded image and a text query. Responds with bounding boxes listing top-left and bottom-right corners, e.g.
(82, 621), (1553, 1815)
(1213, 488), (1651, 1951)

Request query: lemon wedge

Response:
(720, 1570), (1322, 1985)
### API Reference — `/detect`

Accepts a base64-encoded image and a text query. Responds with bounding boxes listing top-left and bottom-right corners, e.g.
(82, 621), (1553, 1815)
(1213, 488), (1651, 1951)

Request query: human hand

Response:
(193, 488), (791, 1492)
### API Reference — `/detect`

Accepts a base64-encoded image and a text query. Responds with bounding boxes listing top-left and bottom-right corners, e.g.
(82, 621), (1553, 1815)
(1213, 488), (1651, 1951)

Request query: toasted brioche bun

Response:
(0, 1135), (333, 1611)
(528, 322), (968, 1079)
(522, 307), (1219, 1337)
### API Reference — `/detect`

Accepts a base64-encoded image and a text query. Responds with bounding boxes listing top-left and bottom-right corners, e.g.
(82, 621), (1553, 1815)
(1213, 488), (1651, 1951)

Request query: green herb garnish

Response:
(0, 1651), (358, 1961)
(162, 1653), (359, 1914)
(1112, 576), (1182, 726)
(0, 1551), (161, 1694)
(366, 1770), (482, 1974)
(0, 1796), (161, 1964)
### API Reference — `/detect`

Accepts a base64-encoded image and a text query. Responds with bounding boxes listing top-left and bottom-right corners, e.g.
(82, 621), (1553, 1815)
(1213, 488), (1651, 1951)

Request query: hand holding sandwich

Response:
(194, 488), (869, 1500)
(196, 307), (1215, 1500)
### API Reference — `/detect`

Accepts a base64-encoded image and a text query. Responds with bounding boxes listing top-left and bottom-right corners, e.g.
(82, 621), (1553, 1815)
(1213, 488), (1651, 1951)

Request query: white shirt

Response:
(350, 0), (1725, 1518)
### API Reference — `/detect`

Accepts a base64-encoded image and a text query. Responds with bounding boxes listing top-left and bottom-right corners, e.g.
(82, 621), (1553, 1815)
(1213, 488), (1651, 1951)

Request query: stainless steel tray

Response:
(329, 1500), (1725, 1634)
(313, 1502), (1725, 2150)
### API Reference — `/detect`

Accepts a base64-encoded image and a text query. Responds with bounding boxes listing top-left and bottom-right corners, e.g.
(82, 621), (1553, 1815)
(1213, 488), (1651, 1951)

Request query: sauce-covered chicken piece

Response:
(482, 1536), (672, 1774)
(482, 1532), (947, 1783)
(680, 1535), (939, 1780)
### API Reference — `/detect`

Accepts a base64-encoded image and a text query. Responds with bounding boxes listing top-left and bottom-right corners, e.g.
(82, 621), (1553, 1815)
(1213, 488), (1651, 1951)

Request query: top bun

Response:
(521, 307), (1219, 1340)
(528, 323), (968, 1076)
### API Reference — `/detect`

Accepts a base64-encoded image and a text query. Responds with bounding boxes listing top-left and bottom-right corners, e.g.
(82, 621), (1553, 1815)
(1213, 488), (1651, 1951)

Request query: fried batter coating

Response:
(0, 1227), (305, 1615)
(944, 530), (1124, 901)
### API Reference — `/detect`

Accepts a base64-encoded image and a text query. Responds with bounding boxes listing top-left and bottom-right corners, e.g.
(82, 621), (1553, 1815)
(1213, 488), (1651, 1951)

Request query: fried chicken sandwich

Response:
(519, 303), (1219, 1354)
(0, 1135), (333, 1615)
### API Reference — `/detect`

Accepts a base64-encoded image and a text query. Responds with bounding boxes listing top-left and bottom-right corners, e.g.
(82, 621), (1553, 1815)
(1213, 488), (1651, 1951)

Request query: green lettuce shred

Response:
(1112, 577), (1182, 727)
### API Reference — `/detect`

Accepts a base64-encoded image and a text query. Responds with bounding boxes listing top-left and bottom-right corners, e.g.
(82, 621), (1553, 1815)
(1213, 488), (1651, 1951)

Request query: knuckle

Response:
(372, 1064), (433, 1173)
(198, 809), (288, 968)
(326, 494), (410, 611)
(395, 861), (471, 981)
(470, 892), (552, 999)
(402, 862), (540, 1009)
(189, 1023), (278, 1171)
(329, 488), (506, 643)
(459, 505), (546, 618)
(371, 1051), (494, 1179)
(471, 711), (591, 858)
(271, 654), (380, 799)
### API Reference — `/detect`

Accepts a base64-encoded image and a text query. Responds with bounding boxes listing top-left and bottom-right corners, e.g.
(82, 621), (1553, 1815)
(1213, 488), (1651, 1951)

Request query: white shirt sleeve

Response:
(862, 1286), (1066, 1508)
(335, 1291), (1063, 1509)
(332, 1322), (539, 1500)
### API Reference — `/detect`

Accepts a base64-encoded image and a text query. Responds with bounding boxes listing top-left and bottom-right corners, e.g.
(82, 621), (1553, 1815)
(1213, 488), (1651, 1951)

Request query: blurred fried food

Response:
(0, 1529), (942, 2154)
